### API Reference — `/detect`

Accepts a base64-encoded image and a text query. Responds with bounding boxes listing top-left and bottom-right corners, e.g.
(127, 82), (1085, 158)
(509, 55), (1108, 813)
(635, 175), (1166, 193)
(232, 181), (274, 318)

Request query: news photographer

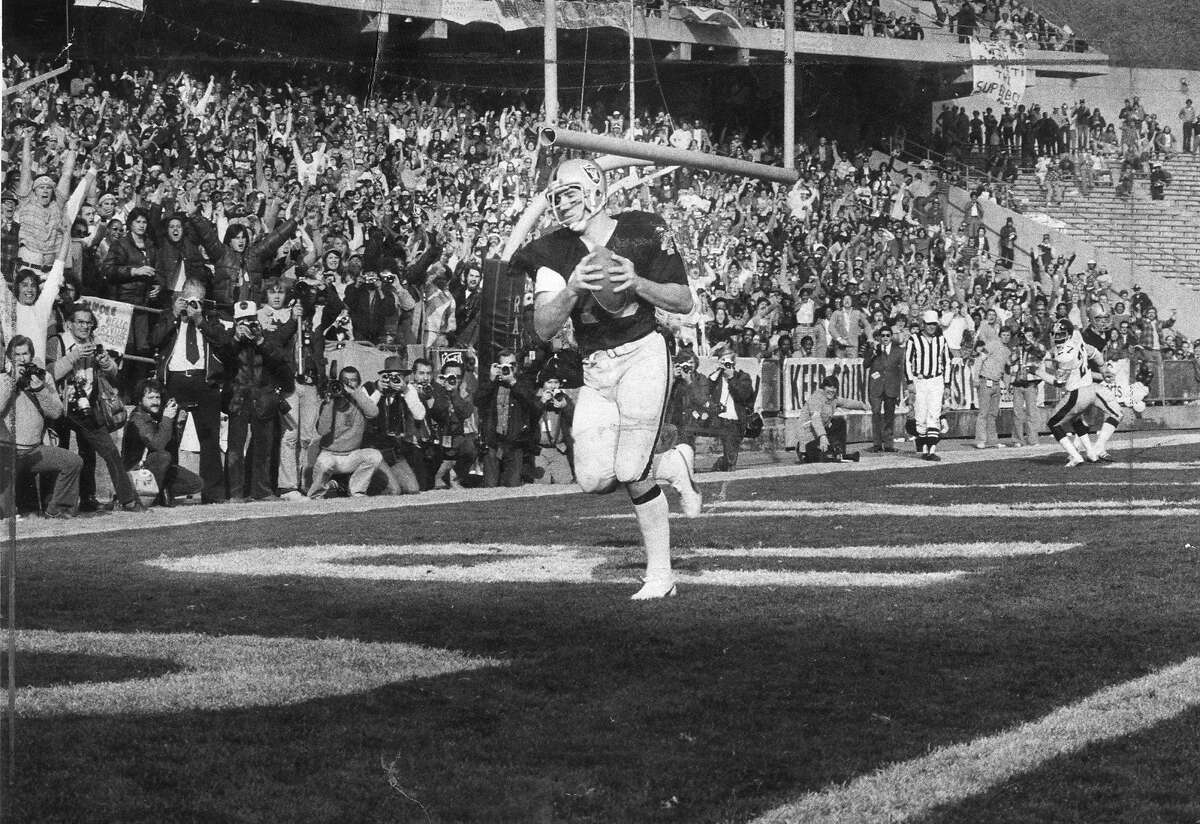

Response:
(46, 306), (143, 512)
(343, 269), (398, 345)
(1, 335), (82, 519)
(309, 366), (383, 499)
(363, 355), (425, 495)
(428, 356), (478, 489)
(474, 349), (543, 488)
(534, 374), (574, 486)
(796, 375), (869, 463)
(151, 279), (228, 504)
(209, 300), (294, 502)
(269, 277), (330, 501)
(121, 379), (203, 507)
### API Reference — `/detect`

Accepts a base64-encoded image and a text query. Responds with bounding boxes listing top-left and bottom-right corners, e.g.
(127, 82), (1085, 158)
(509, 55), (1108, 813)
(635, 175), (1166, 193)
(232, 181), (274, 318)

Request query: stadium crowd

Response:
(1, 47), (1196, 517)
(653, 0), (1084, 52)
(928, 91), (1196, 208)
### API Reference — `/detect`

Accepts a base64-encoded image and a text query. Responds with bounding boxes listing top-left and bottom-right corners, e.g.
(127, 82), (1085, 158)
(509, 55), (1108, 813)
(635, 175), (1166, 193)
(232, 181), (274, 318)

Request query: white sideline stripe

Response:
(893, 481), (1200, 489)
(1099, 460), (1200, 471)
(14, 630), (500, 717)
(685, 543), (1078, 559)
(18, 430), (1200, 542)
(147, 543), (1064, 588)
(591, 500), (1200, 520)
(752, 655), (1200, 824)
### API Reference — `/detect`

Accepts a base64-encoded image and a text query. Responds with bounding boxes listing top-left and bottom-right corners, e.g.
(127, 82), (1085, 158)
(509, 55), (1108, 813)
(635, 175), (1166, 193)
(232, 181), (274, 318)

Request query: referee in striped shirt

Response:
(905, 310), (951, 461)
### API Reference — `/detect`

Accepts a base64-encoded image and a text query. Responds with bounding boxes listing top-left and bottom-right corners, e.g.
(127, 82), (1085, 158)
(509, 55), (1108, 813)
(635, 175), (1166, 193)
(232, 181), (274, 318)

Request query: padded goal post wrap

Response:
(477, 257), (528, 383)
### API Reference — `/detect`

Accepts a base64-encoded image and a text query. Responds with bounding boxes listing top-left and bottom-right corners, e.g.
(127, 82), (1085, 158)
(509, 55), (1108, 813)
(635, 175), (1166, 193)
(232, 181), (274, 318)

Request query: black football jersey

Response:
(514, 211), (687, 355)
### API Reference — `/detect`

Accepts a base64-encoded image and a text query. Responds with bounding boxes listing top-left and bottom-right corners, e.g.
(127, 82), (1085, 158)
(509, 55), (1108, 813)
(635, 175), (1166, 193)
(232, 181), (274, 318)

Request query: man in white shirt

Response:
(940, 300), (974, 357)
(1, 261), (66, 365)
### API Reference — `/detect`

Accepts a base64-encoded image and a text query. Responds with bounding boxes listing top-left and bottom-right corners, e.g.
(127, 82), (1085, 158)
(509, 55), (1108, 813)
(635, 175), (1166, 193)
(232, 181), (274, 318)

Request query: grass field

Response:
(5, 434), (1200, 823)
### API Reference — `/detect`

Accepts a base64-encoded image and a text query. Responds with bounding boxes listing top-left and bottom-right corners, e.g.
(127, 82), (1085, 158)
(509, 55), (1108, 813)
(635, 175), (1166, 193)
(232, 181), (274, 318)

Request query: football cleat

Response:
(630, 576), (678, 600)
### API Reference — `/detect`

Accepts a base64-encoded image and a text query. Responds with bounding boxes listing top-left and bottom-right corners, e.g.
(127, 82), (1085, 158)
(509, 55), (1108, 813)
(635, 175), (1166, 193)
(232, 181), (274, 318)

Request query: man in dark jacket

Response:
(343, 270), (397, 343)
(121, 378), (202, 507)
(706, 345), (757, 472)
(208, 299), (294, 501)
(192, 204), (297, 311)
(152, 279), (229, 504)
(474, 349), (543, 487)
(865, 327), (905, 452)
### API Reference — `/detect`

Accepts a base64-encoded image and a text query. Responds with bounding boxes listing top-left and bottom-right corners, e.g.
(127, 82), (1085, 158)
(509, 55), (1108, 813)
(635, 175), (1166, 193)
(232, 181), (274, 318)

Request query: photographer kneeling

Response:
(364, 356), (425, 495)
(309, 366), (382, 498)
(1, 336), (82, 518)
(796, 376), (869, 463)
(121, 379), (203, 507)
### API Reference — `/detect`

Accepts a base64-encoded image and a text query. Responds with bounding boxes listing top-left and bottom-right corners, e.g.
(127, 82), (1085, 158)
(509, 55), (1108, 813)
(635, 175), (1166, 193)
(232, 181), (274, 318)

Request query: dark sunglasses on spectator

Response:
(720, 361), (735, 369)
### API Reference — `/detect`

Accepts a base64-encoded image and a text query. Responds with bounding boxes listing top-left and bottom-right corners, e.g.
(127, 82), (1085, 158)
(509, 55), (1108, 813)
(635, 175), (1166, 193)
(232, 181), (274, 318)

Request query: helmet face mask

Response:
(546, 159), (607, 231)
(1052, 319), (1073, 343)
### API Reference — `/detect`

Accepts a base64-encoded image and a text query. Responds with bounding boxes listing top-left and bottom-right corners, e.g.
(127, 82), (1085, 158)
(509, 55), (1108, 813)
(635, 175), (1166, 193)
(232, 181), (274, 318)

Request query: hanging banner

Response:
(969, 38), (1028, 108)
(493, 0), (629, 31)
(76, 297), (134, 355)
(780, 358), (867, 418)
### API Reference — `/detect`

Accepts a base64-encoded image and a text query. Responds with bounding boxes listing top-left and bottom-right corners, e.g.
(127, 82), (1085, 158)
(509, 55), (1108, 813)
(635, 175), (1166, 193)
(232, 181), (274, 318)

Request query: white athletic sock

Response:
(1058, 435), (1083, 462)
(632, 486), (672, 579)
(1092, 422), (1117, 455)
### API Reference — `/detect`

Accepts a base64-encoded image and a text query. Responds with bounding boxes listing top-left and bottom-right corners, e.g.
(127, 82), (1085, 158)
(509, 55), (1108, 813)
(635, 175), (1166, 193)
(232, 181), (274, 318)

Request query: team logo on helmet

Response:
(1052, 319), (1073, 342)
(546, 159), (608, 231)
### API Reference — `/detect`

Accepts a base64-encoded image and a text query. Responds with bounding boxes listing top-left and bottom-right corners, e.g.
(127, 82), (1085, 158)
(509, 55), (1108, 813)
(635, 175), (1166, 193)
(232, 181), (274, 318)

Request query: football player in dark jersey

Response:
(520, 158), (696, 600)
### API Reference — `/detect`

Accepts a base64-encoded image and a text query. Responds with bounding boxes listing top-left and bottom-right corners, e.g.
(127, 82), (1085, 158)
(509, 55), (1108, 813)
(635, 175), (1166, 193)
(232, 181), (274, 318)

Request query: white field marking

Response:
(144, 543), (1062, 588)
(21, 430), (1200, 542)
(14, 630), (499, 717)
(752, 654), (1200, 824)
(1098, 460), (1200, 471)
(893, 481), (1200, 490)
(685, 542), (1079, 559)
(584, 499), (1200, 520)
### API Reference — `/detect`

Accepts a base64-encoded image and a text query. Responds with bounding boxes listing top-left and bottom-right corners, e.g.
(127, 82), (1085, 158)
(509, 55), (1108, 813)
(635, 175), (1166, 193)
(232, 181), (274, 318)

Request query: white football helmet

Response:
(546, 159), (608, 232)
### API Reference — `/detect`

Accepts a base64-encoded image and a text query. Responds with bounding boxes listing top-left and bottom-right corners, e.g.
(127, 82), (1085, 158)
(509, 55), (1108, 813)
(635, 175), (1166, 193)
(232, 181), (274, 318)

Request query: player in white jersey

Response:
(1038, 319), (1122, 466)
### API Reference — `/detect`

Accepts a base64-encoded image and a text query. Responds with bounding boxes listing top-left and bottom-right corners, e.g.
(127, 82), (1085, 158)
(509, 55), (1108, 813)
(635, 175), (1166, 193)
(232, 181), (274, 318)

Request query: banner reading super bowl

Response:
(969, 37), (1028, 108)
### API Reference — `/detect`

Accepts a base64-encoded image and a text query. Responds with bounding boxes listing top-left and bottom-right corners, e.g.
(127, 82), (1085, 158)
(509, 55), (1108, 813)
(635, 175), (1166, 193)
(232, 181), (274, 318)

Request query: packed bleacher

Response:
(1, 45), (1196, 518)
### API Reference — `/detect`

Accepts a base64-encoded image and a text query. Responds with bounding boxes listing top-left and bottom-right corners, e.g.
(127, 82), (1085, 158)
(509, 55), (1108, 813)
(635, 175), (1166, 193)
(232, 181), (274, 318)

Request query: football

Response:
(586, 245), (633, 314)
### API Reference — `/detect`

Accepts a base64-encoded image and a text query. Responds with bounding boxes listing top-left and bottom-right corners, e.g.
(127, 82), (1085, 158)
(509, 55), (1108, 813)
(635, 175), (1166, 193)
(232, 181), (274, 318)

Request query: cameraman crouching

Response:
(534, 375), (574, 485)
(428, 356), (478, 489)
(364, 355), (425, 495)
(796, 376), (869, 463)
(1, 336), (82, 518)
(309, 366), (383, 498)
(121, 379), (203, 507)
(474, 349), (543, 488)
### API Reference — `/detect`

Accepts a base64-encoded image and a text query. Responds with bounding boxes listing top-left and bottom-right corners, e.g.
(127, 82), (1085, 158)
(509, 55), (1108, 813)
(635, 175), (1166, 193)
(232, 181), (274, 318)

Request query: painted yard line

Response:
(19, 430), (1200, 542)
(147, 543), (993, 588)
(710, 498), (1190, 513)
(752, 654), (1200, 824)
(685, 542), (1079, 559)
(591, 501), (1200, 519)
(1098, 460), (1200, 471)
(14, 630), (500, 717)
(893, 481), (1200, 489)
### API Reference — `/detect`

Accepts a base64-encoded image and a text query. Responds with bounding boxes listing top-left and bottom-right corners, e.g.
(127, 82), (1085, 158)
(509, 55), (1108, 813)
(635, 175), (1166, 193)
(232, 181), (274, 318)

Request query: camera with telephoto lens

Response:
(553, 390), (567, 404)
(241, 320), (262, 337)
